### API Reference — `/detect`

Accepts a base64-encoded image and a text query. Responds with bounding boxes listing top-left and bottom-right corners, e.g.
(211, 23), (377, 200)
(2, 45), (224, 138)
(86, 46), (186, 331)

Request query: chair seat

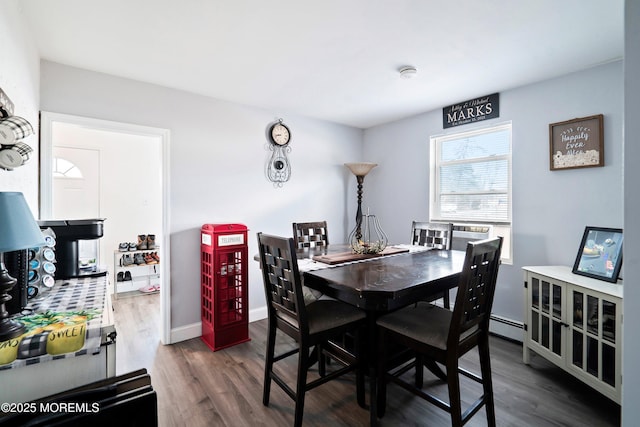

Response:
(306, 300), (367, 335)
(377, 303), (451, 351)
(276, 300), (366, 336)
(378, 303), (479, 352)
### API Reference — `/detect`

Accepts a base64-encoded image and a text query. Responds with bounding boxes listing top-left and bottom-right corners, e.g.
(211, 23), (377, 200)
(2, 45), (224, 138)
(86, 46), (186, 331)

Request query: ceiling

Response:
(18, 0), (624, 129)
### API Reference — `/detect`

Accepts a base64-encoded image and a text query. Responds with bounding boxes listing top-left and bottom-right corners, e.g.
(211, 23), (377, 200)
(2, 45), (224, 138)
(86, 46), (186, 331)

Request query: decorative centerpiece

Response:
(348, 209), (388, 254)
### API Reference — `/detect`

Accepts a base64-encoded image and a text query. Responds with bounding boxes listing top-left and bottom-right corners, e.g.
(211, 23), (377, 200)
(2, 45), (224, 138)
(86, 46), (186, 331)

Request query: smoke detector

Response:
(399, 66), (417, 79)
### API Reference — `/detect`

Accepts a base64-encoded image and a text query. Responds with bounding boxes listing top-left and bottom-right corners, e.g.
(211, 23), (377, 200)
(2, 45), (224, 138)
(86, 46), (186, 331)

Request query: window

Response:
(430, 123), (512, 262)
(53, 157), (83, 178)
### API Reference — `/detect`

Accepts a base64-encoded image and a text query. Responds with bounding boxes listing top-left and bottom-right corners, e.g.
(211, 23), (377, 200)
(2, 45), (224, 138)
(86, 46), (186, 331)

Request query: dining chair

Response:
(411, 221), (453, 250)
(257, 232), (366, 427)
(292, 221), (329, 249)
(411, 221), (454, 308)
(375, 237), (503, 427)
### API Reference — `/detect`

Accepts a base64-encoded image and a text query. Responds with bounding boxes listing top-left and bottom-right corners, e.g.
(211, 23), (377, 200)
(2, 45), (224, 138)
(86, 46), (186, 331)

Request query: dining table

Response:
(298, 244), (467, 425)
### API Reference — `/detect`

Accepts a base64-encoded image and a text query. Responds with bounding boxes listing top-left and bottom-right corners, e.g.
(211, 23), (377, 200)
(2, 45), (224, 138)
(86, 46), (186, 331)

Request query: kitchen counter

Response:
(0, 275), (116, 403)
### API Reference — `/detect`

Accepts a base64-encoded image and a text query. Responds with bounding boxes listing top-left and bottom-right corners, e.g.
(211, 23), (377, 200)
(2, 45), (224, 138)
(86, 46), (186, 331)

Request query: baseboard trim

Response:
(250, 306), (268, 323)
(168, 307), (269, 344)
(490, 314), (523, 342)
(170, 322), (202, 344)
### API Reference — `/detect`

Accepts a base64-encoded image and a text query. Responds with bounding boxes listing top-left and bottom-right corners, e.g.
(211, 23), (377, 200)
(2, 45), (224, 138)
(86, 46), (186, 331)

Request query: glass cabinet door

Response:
(529, 275), (564, 357)
(570, 291), (617, 388)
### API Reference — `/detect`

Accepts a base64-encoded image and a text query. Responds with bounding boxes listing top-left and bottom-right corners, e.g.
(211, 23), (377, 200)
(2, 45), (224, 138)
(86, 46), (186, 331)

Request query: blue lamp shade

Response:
(0, 192), (45, 252)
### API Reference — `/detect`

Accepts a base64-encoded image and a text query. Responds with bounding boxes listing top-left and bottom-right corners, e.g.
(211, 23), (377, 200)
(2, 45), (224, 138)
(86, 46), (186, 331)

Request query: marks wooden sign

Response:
(443, 93), (499, 129)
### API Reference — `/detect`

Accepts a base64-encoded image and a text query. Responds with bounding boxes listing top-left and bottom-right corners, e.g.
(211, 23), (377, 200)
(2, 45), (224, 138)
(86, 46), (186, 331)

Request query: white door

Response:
(52, 146), (101, 267)
(52, 146), (100, 219)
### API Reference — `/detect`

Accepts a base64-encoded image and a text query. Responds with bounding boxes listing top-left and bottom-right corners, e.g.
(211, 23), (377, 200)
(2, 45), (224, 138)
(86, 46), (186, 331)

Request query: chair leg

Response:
(294, 342), (309, 427)
(478, 338), (496, 427)
(442, 290), (450, 310)
(446, 359), (463, 427)
(263, 321), (277, 406)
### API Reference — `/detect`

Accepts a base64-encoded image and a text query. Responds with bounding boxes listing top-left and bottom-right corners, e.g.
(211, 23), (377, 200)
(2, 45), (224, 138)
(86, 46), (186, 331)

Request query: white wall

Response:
(0, 1), (40, 211)
(39, 61), (363, 334)
(363, 61), (624, 329)
(622, 0), (640, 424)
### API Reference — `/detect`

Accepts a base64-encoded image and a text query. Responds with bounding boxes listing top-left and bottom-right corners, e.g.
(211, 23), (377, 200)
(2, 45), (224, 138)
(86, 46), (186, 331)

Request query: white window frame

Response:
(429, 122), (513, 263)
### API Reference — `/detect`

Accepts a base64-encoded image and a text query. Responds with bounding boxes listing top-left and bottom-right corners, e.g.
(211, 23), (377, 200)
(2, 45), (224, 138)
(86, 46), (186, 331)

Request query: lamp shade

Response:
(344, 162), (377, 176)
(0, 192), (45, 252)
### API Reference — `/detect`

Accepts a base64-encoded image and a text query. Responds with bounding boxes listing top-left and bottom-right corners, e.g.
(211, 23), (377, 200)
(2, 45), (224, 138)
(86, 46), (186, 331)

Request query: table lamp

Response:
(0, 192), (45, 341)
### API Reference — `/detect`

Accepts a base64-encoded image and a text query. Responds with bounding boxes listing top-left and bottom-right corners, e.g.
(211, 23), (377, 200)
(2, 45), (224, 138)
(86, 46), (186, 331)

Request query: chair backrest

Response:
(449, 237), (503, 350)
(292, 221), (329, 249)
(257, 232), (307, 336)
(410, 221), (453, 250)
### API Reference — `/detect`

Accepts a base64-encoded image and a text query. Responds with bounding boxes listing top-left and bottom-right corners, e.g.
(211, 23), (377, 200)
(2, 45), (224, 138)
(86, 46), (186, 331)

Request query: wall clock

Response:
(266, 119), (291, 187)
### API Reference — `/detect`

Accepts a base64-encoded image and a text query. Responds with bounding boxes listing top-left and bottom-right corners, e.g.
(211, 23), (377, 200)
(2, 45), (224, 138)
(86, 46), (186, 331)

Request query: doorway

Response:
(39, 112), (171, 344)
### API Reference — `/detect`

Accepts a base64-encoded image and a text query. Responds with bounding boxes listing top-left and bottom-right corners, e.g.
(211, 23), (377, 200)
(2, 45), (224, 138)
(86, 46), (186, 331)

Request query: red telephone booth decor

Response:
(201, 223), (250, 351)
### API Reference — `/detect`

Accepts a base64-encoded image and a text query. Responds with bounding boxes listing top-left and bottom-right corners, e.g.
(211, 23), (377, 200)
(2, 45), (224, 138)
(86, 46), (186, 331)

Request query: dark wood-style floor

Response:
(113, 294), (620, 426)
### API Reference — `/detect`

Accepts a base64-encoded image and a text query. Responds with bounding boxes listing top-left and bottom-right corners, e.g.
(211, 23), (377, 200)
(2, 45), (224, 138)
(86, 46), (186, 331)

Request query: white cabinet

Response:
(523, 266), (622, 403)
(113, 249), (160, 297)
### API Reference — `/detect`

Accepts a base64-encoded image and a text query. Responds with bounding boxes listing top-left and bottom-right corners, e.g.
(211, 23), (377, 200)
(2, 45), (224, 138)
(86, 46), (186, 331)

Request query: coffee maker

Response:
(37, 219), (108, 279)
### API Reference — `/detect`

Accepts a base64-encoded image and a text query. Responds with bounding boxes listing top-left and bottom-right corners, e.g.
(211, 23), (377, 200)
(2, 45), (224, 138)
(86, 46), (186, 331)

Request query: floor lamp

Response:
(0, 192), (45, 342)
(345, 162), (377, 240)
(344, 162), (390, 255)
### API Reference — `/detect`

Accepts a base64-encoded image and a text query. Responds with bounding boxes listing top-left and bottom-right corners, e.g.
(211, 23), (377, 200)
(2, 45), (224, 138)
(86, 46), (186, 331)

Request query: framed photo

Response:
(549, 114), (604, 170)
(572, 226), (623, 283)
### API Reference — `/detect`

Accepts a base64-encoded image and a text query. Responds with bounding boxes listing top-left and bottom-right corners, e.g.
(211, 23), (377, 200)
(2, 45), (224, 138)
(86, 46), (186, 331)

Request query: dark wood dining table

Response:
(300, 244), (466, 425)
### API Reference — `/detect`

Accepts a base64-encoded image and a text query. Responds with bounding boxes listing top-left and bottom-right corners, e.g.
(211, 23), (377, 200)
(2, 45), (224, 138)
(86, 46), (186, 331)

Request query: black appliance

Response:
(4, 249), (28, 315)
(37, 219), (108, 279)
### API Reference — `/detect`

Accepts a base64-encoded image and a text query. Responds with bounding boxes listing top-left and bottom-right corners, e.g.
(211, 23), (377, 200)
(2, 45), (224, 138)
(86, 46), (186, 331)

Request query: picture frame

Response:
(549, 114), (604, 170)
(572, 226), (623, 283)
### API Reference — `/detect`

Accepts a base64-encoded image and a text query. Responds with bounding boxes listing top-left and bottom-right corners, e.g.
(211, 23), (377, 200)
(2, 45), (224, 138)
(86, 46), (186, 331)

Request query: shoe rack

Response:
(113, 247), (160, 298)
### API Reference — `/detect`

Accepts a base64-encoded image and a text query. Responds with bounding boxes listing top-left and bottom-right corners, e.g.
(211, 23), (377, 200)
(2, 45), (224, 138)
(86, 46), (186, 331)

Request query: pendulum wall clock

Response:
(266, 118), (291, 187)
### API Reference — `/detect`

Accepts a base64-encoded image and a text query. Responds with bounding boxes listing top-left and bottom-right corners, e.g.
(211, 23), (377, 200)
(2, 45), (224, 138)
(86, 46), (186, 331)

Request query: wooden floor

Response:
(113, 294), (620, 427)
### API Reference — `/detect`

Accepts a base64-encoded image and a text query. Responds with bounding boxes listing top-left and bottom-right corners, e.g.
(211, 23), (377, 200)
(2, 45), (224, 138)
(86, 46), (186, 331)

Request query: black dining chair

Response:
(411, 221), (454, 308)
(411, 221), (453, 250)
(292, 221), (329, 249)
(375, 237), (503, 427)
(257, 232), (366, 427)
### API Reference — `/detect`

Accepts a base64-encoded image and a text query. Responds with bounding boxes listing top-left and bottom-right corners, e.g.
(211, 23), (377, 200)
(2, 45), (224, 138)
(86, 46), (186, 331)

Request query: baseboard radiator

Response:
(489, 314), (524, 342)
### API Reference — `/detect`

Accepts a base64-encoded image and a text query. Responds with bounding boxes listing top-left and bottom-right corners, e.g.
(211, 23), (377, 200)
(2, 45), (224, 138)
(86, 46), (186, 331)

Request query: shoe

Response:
(151, 252), (160, 263)
(128, 242), (138, 251)
(122, 254), (134, 266)
(124, 271), (132, 281)
(147, 234), (156, 250)
(118, 243), (128, 252)
(137, 235), (147, 250)
(138, 285), (157, 293)
(116, 272), (124, 282)
(134, 253), (145, 265)
(144, 253), (157, 264)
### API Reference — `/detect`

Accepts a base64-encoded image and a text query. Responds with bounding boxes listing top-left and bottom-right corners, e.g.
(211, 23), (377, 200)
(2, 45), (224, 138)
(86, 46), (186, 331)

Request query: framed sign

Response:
(549, 114), (603, 170)
(443, 93), (499, 129)
(572, 226), (623, 283)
